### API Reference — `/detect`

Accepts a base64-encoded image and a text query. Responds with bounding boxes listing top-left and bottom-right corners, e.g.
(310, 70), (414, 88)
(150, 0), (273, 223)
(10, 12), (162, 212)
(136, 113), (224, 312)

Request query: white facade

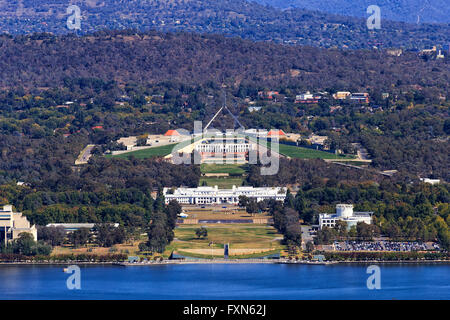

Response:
(420, 178), (440, 185)
(163, 186), (287, 205)
(319, 204), (372, 230)
(46, 223), (119, 232)
(296, 93), (314, 100)
(195, 141), (252, 153)
(244, 129), (268, 138)
(0, 205), (37, 243)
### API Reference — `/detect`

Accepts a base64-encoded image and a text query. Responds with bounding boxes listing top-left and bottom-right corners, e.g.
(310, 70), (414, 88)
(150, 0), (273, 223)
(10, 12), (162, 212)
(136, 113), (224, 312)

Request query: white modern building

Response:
(0, 205), (37, 244)
(195, 137), (253, 154)
(163, 186), (287, 205)
(244, 129), (268, 138)
(419, 178), (440, 185)
(295, 91), (321, 103)
(194, 136), (256, 164)
(319, 204), (373, 230)
(46, 223), (120, 233)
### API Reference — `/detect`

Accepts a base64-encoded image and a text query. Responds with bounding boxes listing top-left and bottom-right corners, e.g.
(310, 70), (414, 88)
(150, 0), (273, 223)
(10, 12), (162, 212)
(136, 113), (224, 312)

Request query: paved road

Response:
(301, 225), (314, 250)
(75, 144), (95, 165)
(352, 142), (370, 160)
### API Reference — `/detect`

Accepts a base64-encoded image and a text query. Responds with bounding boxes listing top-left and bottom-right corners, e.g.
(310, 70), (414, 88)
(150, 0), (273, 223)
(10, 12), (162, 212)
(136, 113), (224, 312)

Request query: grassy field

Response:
(278, 144), (354, 159)
(175, 249), (281, 259)
(107, 137), (198, 159)
(182, 209), (270, 220)
(250, 136), (354, 160)
(199, 176), (244, 188)
(51, 240), (142, 256)
(200, 163), (247, 174)
(165, 224), (284, 258)
(106, 143), (177, 159)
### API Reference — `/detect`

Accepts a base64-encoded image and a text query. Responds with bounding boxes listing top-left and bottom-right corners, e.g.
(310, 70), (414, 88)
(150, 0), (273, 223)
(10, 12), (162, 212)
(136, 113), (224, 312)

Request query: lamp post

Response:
(211, 241), (213, 260)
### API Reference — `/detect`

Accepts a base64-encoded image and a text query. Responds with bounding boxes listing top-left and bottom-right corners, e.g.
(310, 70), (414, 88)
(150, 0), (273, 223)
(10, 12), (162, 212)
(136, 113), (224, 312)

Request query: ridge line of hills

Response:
(0, 0), (449, 50)
(255, 0), (450, 24)
(0, 30), (448, 95)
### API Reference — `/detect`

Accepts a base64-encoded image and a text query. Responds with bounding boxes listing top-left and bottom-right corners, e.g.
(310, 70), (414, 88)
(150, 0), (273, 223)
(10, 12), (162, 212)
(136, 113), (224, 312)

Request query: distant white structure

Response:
(194, 136), (255, 164)
(46, 223), (120, 233)
(0, 205), (37, 244)
(244, 129), (268, 138)
(333, 91), (351, 100)
(319, 204), (373, 230)
(308, 134), (328, 146)
(117, 136), (138, 150)
(163, 186), (287, 205)
(247, 106), (262, 112)
(295, 91), (321, 103)
(420, 178), (440, 185)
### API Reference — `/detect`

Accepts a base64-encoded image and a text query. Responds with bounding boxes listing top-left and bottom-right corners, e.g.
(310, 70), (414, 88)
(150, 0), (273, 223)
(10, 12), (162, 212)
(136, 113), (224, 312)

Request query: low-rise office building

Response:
(333, 91), (351, 100)
(45, 223), (120, 233)
(0, 205), (37, 244)
(295, 92), (321, 103)
(194, 136), (254, 164)
(163, 186), (287, 205)
(319, 204), (373, 230)
(350, 93), (370, 103)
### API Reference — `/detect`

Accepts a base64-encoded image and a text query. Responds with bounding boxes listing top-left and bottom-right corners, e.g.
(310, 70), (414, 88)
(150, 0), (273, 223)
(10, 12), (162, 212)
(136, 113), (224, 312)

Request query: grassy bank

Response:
(165, 224), (284, 258)
(175, 249), (281, 259)
(200, 163), (247, 175)
(106, 143), (176, 159)
(278, 144), (354, 159)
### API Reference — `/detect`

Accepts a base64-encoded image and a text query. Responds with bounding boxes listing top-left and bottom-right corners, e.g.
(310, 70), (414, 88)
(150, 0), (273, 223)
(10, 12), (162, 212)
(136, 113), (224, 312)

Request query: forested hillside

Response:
(256, 0), (450, 24)
(0, 30), (449, 93)
(0, 0), (449, 49)
(0, 31), (448, 181)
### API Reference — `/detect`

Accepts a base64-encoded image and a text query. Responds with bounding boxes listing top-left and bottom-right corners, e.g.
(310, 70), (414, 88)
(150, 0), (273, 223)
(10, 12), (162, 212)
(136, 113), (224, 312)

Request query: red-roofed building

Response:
(164, 130), (180, 136)
(267, 129), (285, 136)
(258, 91), (280, 100)
(92, 125), (103, 130)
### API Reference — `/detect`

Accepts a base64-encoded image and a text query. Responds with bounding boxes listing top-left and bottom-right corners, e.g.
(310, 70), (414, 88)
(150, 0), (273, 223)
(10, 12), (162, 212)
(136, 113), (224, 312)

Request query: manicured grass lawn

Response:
(175, 249), (281, 259)
(250, 136), (354, 160)
(278, 144), (354, 159)
(106, 137), (202, 159)
(164, 224), (284, 258)
(107, 143), (177, 159)
(174, 225), (279, 245)
(183, 210), (270, 220)
(200, 163), (247, 174)
(199, 176), (244, 189)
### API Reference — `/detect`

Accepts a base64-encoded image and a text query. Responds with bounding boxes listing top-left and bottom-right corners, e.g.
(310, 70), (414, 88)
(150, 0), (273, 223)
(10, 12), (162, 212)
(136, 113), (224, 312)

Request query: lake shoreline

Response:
(2, 263), (449, 299)
(1, 259), (449, 266)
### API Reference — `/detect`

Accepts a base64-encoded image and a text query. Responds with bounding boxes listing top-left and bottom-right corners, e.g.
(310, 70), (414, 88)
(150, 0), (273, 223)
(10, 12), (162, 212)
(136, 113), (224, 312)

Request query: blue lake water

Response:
(0, 263), (449, 300)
